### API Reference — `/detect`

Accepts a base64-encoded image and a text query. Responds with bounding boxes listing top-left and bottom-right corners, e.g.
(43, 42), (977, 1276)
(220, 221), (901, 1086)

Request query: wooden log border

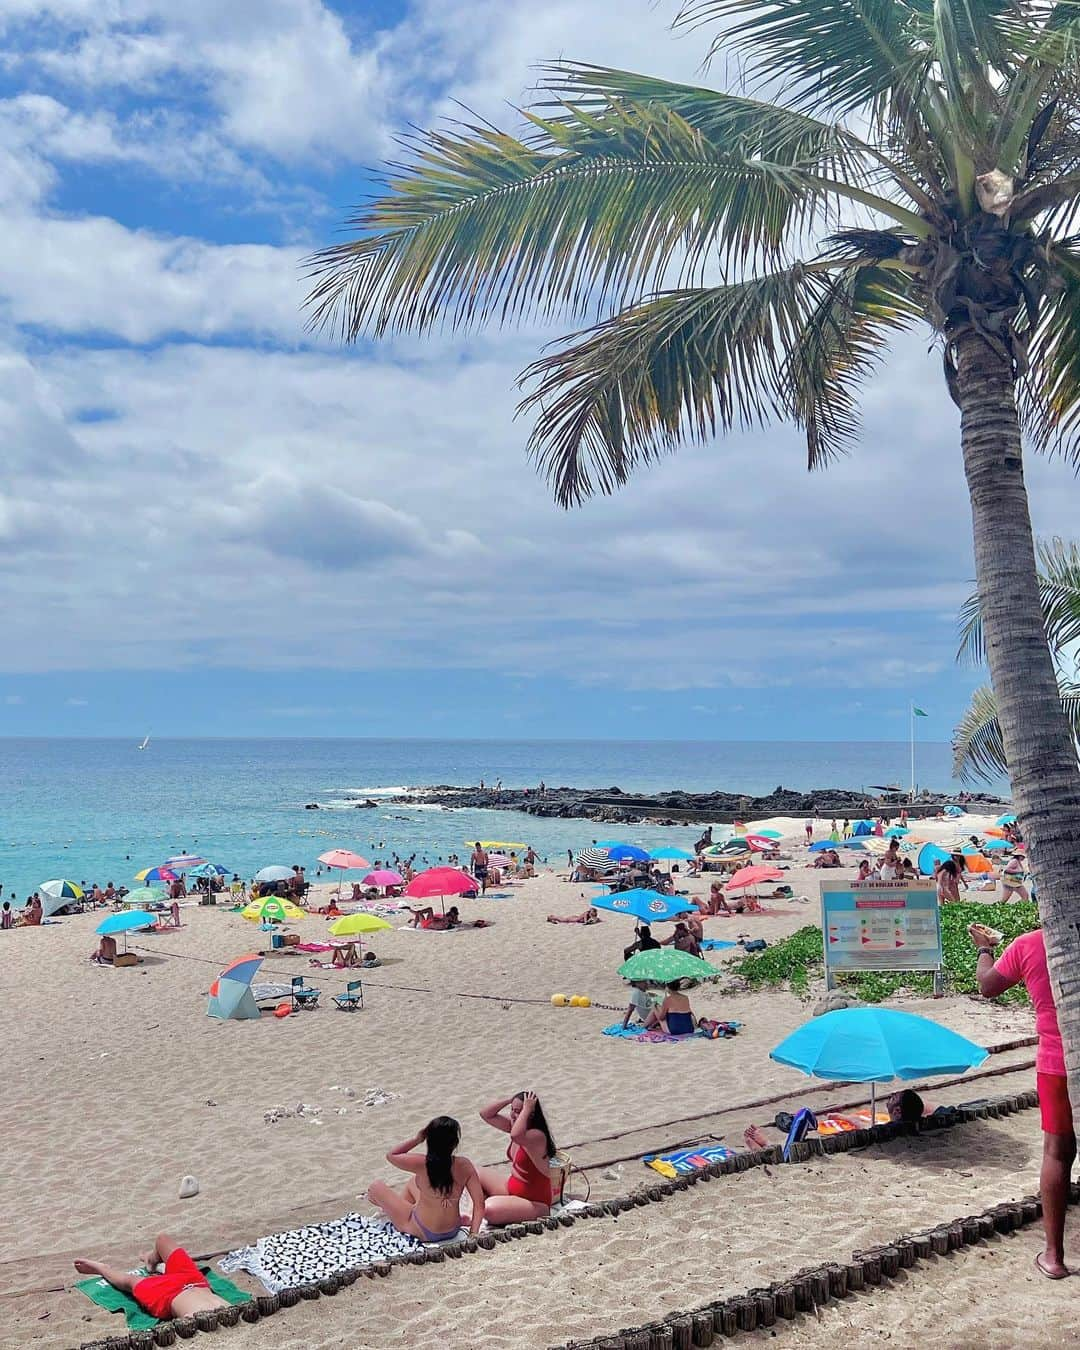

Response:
(78, 1089), (1041, 1349)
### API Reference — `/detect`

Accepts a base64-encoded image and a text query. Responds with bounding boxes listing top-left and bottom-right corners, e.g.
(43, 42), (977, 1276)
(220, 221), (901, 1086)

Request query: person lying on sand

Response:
(367, 1116), (484, 1242)
(406, 905), (460, 929)
(644, 981), (696, 1036)
(547, 907), (600, 924)
(477, 1091), (557, 1224)
(74, 1234), (226, 1321)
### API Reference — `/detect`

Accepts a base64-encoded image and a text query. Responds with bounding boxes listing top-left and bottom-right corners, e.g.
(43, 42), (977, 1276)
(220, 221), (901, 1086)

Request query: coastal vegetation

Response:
(309, 0), (1080, 1116)
(737, 900), (1039, 1002)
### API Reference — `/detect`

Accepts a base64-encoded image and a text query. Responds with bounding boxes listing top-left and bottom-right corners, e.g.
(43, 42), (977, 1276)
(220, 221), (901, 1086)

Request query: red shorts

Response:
(132, 1248), (209, 1319)
(1037, 1072), (1075, 1137)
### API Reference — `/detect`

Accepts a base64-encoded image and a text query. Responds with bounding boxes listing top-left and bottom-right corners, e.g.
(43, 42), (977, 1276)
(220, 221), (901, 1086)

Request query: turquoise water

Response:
(2, 737), (990, 902)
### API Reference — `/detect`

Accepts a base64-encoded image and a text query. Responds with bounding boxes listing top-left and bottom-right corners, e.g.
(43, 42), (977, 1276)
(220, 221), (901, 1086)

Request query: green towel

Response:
(76, 1266), (251, 1329)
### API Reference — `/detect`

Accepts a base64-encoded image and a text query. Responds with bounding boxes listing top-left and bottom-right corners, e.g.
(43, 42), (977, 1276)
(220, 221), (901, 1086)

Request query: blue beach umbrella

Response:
(187, 862), (229, 879)
(996, 813), (1017, 826)
(917, 843), (952, 876)
(809, 840), (838, 852)
(979, 838), (1012, 851)
(770, 1007), (988, 1115)
(840, 838), (867, 850)
(884, 827), (909, 837)
(604, 844), (652, 862)
(96, 908), (157, 954)
(650, 847), (695, 861)
(591, 888), (695, 924)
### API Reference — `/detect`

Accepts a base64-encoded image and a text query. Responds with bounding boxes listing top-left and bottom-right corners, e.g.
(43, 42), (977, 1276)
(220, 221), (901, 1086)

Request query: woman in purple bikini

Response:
(367, 1116), (485, 1242)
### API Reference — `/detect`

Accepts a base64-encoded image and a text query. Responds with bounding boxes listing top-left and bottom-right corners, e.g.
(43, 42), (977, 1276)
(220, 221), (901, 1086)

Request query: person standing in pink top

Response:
(974, 924), (1074, 1278)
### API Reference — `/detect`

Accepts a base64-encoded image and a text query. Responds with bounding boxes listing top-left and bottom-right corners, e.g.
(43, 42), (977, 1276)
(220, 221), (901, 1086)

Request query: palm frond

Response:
(674, 0), (938, 120)
(956, 585), (986, 665)
(1035, 535), (1080, 652)
(518, 262), (904, 506)
(304, 90), (888, 342)
(1019, 244), (1080, 460)
(952, 684), (1009, 781)
(953, 677), (1080, 781)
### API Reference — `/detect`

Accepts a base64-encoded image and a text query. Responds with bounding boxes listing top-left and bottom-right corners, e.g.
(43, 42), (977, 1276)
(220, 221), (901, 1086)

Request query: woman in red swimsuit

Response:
(476, 1090), (557, 1224)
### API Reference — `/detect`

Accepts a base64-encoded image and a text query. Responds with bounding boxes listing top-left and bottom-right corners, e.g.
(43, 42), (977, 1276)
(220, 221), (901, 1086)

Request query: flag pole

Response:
(910, 700), (915, 799)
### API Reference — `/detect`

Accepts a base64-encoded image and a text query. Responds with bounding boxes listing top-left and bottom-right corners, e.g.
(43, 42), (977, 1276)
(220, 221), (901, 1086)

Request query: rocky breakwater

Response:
(387, 784), (1006, 826)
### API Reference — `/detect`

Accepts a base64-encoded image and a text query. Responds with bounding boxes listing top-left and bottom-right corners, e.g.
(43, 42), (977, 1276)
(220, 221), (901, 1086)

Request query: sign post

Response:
(821, 879), (943, 995)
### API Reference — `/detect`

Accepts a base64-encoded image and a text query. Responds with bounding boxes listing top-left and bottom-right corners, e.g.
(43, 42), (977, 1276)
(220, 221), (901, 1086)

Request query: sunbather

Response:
(74, 1233), (226, 1321)
(547, 907), (600, 924)
(406, 905), (460, 929)
(90, 935), (118, 965)
(644, 981), (696, 1036)
(367, 1116), (484, 1242)
(706, 882), (731, 915)
(476, 1091), (557, 1224)
(660, 921), (701, 957)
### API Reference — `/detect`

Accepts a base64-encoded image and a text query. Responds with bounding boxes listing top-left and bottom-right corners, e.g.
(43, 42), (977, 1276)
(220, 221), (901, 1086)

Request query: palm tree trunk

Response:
(953, 327), (1080, 1127)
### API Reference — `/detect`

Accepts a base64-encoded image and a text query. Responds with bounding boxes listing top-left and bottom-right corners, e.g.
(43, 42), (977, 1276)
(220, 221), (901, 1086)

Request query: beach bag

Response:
(743, 938), (768, 953)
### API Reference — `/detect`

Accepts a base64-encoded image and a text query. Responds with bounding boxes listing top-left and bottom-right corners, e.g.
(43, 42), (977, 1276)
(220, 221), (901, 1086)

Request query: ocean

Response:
(2, 737), (998, 903)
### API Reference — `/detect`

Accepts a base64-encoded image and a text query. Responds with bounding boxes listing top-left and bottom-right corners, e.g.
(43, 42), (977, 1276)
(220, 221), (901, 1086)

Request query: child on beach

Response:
(1, 901), (11, 930)
(622, 979), (655, 1028)
(367, 1116), (484, 1242)
(74, 1234), (226, 1321)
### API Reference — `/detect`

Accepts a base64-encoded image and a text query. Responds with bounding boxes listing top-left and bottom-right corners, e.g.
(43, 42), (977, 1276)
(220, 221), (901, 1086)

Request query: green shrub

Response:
(734, 902), (1038, 1004)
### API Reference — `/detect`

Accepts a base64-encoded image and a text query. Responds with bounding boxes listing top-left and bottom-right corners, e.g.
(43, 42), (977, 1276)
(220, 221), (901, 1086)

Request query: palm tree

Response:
(308, 0), (1080, 1109)
(955, 537), (1080, 780)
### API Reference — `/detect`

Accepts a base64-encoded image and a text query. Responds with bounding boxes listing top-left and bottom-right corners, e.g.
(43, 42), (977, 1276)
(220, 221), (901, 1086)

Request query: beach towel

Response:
(699, 939), (737, 952)
(601, 1022), (741, 1043)
(76, 1267), (250, 1330)
(643, 1143), (734, 1177)
(295, 941), (334, 952)
(220, 1214), (445, 1293)
(817, 1109), (889, 1136)
(396, 923), (484, 934)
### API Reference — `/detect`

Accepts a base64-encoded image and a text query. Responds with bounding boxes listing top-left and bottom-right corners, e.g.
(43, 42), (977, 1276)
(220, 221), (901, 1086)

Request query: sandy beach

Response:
(1, 815), (1060, 1348)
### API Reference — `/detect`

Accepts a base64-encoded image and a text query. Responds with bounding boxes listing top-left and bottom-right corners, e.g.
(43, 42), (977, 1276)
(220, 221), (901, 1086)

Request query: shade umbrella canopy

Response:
(254, 865), (295, 884)
(979, 838), (1012, 850)
(770, 1008), (988, 1083)
(884, 827), (910, 837)
(404, 867), (477, 899)
(187, 862), (229, 879)
(726, 865), (784, 891)
(136, 866), (177, 883)
(124, 885), (166, 906)
(744, 834), (778, 851)
(748, 828), (783, 839)
(618, 949), (718, 984)
(40, 879), (84, 901)
(839, 838), (867, 850)
(649, 847), (695, 861)
(606, 844), (651, 862)
(362, 869), (404, 888)
(242, 896), (306, 923)
(329, 913), (393, 937)
(207, 953), (264, 1021)
(996, 814), (1017, 826)
(809, 840), (839, 852)
(576, 847), (611, 869)
(704, 840), (751, 857)
(318, 849), (373, 870)
(591, 888), (695, 924)
(163, 854), (206, 869)
(917, 843), (952, 876)
(96, 910), (157, 935)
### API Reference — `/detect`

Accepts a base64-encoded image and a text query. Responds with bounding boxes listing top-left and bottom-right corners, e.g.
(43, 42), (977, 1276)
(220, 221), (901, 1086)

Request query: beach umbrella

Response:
(618, 948), (718, 986)
(744, 834), (777, 852)
(576, 847), (611, 869)
(979, 838), (1012, 851)
(122, 886), (166, 907)
(706, 839), (751, 856)
(809, 840), (838, 852)
(163, 854), (206, 869)
(38, 879), (84, 919)
(318, 849), (372, 871)
(996, 813), (1017, 826)
(136, 865), (177, 883)
(917, 843), (952, 876)
(405, 866), (477, 913)
(649, 847), (695, 861)
(591, 888), (695, 924)
(726, 865), (784, 892)
(329, 912), (392, 955)
(207, 953), (264, 1021)
(362, 869), (404, 890)
(747, 828), (783, 839)
(466, 841), (527, 850)
(606, 844), (651, 863)
(884, 827), (909, 837)
(242, 896), (306, 924)
(770, 1007), (988, 1116)
(254, 865), (294, 884)
(96, 908), (157, 954)
(839, 838), (868, 850)
(187, 862), (229, 877)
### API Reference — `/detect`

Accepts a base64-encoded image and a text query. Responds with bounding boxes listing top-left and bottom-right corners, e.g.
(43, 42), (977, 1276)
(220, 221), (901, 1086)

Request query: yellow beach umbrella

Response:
(242, 896), (306, 924)
(465, 840), (527, 849)
(329, 913), (393, 938)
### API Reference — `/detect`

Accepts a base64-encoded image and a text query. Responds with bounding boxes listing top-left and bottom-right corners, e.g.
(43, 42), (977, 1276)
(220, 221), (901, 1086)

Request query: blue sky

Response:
(0, 0), (1076, 746)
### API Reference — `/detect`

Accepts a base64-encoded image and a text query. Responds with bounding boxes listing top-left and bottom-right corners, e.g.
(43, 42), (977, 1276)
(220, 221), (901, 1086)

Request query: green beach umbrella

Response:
(123, 886), (166, 906)
(618, 949), (718, 985)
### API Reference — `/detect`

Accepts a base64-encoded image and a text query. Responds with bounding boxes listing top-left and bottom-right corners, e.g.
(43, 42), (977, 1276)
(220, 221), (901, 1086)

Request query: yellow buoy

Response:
(577, 995), (591, 1008)
(568, 995), (582, 1008)
(551, 993), (568, 1007)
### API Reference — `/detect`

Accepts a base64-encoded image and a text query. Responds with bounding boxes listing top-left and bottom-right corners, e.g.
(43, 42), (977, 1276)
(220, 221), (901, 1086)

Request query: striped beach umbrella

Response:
(576, 847), (611, 869)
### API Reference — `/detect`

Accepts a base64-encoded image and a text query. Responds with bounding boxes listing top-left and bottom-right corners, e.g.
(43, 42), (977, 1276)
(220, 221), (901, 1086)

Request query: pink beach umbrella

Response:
(318, 848), (373, 897)
(405, 866), (478, 913)
(726, 864), (785, 894)
(362, 869), (405, 892)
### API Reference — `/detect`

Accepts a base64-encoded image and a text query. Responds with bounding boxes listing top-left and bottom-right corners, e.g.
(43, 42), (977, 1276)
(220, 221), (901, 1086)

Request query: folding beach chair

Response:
(290, 975), (320, 1011)
(333, 979), (364, 1011)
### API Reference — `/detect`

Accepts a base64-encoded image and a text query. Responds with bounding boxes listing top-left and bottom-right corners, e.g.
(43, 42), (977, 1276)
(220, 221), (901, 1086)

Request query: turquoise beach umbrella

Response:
(650, 847), (694, 861)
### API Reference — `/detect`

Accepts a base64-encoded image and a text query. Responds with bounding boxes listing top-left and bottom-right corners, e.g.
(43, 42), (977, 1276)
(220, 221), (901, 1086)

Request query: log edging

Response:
(77, 1089), (1040, 1349)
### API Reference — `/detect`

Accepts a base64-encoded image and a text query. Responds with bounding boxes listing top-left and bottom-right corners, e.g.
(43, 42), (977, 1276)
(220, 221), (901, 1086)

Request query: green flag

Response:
(913, 706), (928, 717)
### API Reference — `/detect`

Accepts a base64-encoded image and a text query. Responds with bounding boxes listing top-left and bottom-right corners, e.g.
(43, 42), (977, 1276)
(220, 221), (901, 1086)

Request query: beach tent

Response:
(38, 879), (84, 918)
(851, 820), (874, 836)
(917, 843), (952, 876)
(943, 805), (964, 817)
(207, 954), (264, 1020)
